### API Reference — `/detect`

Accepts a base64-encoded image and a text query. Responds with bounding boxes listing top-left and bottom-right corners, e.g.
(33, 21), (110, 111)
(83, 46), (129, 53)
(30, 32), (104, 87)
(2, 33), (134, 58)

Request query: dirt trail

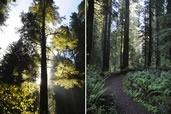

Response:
(105, 75), (152, 114)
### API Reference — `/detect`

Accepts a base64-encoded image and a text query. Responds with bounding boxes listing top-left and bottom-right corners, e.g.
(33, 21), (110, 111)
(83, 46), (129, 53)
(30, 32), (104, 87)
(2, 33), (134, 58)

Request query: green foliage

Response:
(48, 87), (56, 114)
(29, 0), (61, 25)
(0, 40), (39, 84)
(87, 65), (105, 113)
(123, 70), (171, 113)
(87, 65), (117, 114)
(19, 12), (41, 44)
(0, 0), (10, 26)
(0, 5), (8, 26)
(53, 60), (84, 89)
(0, 81), (39, 113)
(0, 0), (16, 26)
(161, 59), (171, 68)
(52, 26), (78, 51)
(70, 11), (85, 73)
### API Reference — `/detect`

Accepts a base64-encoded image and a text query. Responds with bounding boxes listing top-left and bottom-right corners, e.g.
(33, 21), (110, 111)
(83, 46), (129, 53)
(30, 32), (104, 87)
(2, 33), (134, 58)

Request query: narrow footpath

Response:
(105, 75), (152, 114)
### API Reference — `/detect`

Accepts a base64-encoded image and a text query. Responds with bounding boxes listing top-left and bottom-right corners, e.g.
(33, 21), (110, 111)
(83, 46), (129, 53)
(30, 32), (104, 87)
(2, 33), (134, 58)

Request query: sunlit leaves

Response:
(53, 60), (83, 89)
(29, 0), (61, 25)
(52, 26), (78, 51)
(54, 79), (82, 90)
(48, 88), (56, 114)
(54, 61), (79, 78)
(0, 82), (39, 113)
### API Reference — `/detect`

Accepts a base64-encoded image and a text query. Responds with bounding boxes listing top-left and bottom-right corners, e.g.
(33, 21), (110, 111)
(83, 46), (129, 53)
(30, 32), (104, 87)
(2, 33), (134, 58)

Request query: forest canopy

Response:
(0, 0), (85, 113)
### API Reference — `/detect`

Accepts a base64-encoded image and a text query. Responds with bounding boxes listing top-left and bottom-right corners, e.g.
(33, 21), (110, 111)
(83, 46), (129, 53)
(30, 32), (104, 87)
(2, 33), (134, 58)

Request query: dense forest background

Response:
(87, 0), (171, 71)
(87, 0), (171, 113)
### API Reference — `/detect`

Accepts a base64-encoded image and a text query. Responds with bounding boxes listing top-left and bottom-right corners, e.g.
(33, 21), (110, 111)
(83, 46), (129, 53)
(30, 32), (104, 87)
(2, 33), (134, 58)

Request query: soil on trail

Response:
(105, 74), (152, 114)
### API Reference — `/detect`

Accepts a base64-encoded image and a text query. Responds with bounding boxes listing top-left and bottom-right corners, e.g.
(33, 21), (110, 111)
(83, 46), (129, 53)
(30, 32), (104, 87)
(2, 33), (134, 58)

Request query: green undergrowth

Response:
(123, 70), (171, 114)
(87, 65), (117, 114)
(0, 81), (39, 113)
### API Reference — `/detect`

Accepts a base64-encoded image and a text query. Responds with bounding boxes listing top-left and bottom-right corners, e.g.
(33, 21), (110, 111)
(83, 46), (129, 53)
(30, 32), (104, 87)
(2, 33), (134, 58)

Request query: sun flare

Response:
(36, 68), (51, 85)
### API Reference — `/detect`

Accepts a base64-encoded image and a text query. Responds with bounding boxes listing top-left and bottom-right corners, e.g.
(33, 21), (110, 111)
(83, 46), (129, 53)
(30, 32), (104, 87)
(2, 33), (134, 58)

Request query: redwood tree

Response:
(87, 0), (94, 64)
(148, 0), (152, 67)
(40, 1), (48, 113)
(122, 0), (129, 69)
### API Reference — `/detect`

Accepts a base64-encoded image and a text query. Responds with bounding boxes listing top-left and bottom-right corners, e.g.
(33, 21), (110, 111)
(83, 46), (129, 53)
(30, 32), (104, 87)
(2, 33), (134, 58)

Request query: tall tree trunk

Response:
(167, 0), (171, 61)
(87, 0), (94, 64)
(106, 0), (112, 70)
(144, 19), (147, 68)
(156, 0), (160, 68)
(145, 36), (147, 68)
(148, 0), (152, 67)
(102, 2), (108, 71)
(40, 4), (48, 114)
(170, 48), (171, 61)
(122, 0), (129, 69)
(120, 3), (124, 70)
(120, 34), (123, 69)
(144, 0), (148, 68)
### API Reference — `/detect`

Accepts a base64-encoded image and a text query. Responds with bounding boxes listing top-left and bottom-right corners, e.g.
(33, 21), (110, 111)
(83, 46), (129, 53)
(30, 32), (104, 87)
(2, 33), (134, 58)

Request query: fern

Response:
(87, 65), (117, 114)
(123, 70), (171, 113)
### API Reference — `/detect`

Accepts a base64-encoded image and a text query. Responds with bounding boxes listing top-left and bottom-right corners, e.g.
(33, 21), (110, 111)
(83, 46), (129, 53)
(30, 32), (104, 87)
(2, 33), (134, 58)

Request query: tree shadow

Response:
(54, 86), (85, 114)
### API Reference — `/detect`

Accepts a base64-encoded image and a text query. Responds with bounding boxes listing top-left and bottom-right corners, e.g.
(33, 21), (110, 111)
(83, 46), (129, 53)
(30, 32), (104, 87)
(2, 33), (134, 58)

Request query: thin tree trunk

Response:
(120, 3), (124, 70)
(145, 36), (147, 68)
(170, 48), (171, 61)
(144, 2), (147, 68)
(40, 4), (48, 114)
(122, 0), (129, 69)
(120, 34), (123, 69)
(148, 0), (152, 67)
(144, 19), (147, 68)
(156, 1), (160, 68)
(167, 0), (171, 61)
(102, 2), (108, 71)
(87, 0), (94, 64)
(106, 0), (112, 70)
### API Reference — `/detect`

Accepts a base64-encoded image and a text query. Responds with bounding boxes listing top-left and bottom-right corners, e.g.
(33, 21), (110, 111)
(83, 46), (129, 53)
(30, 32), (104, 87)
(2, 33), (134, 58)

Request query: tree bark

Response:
(170, 48), (171, 61)
(40, 4), (48, 114)
(145, 36), (147, 68)
(156, 1), (160, 68)
(120, 34), (123, 69)
(148, 0), (152, 67)
(144, 0), (148, 68)
(167, 0), (171, 61)
(120, 3), (124, 70)
(122, 0), (129, 69)
(102, 2), (108, 71)
(106, 0), (112, 70)
(87, 0), (94, 64)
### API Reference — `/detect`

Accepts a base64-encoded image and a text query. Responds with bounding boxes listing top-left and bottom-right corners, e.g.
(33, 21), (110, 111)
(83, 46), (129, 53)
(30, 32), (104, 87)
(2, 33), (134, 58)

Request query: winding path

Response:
(105, 74), (152, 114)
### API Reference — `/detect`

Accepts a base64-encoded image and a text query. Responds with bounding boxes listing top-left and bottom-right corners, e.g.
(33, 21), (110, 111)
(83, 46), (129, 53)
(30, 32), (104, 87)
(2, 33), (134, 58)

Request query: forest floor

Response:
(105, 74), (153, 114)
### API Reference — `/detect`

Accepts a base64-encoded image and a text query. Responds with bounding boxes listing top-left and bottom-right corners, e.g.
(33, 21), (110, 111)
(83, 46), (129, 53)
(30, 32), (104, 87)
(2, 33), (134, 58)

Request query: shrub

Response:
(0, 81), (39, 113)
(87, 65), (117, 114)
(123, 70), (171, 113)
